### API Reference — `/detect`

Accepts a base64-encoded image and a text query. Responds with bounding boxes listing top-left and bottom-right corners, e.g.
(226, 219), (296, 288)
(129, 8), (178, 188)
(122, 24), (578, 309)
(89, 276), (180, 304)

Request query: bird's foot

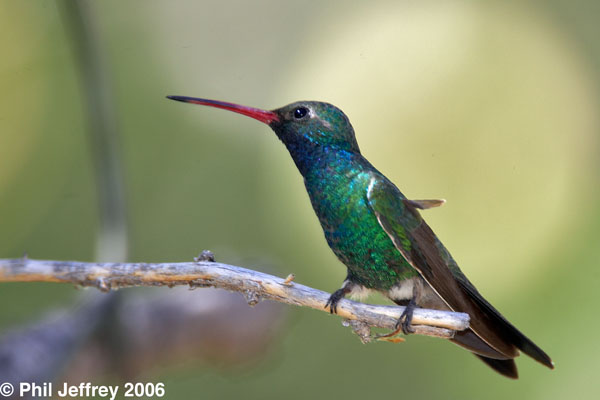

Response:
(396, 298), (416, 335)
(325, 288), (348, 314)
(375, 298), (416, 340)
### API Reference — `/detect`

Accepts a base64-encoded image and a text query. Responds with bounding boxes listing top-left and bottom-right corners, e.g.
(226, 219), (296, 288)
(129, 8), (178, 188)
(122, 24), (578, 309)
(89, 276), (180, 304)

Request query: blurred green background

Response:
(1, 0), (599, 398)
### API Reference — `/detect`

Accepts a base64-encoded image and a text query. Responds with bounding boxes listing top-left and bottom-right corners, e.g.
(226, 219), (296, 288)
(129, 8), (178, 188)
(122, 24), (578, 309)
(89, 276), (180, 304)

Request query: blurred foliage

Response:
(1, 0), (599, 399)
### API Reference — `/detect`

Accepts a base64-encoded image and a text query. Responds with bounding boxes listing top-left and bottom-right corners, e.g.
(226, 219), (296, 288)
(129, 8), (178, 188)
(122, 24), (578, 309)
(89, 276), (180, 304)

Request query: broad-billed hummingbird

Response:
(167, 95), (553, 378)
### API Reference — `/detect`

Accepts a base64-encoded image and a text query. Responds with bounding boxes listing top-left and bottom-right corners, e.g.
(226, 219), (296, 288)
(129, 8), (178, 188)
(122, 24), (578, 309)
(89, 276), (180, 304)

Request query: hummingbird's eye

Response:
(293, 107), (309, 119)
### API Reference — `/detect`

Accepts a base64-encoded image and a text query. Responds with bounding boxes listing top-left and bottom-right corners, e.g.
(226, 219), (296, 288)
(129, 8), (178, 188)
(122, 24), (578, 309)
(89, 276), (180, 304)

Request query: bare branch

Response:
(0, 257), (470, 340)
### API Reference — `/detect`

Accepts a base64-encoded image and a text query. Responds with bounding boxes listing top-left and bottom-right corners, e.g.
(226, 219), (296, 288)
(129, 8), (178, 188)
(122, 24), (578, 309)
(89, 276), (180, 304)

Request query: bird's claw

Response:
(328, 304), (336, 314)
(396, 297), (416, 334)
(374, 307), (415, 341)
(325, 297), (338, 314)
(396, 316), (415, 335)
(325, 288), (346, 314)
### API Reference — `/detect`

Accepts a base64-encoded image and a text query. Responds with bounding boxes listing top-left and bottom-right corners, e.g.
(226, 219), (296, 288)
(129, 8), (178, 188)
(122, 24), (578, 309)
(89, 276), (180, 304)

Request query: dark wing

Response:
(366, 177), (553, 369)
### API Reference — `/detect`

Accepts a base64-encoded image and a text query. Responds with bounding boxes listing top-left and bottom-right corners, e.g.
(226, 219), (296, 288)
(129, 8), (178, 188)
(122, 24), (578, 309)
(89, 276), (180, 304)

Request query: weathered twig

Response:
(0, 257), (470, 341)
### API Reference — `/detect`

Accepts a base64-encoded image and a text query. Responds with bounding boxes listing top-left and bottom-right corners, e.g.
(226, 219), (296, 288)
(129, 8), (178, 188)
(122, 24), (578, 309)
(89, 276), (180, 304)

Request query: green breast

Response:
(303, 150), (418, 290)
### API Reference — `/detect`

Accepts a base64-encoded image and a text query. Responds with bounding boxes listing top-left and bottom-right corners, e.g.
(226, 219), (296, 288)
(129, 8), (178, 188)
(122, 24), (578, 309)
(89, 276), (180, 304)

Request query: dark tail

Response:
(450, 328), (518, 378)
(397, 220), (553, 372)
(392, 298), (524, 378)
(456, 278), (554, 370)
(475, 355), (518, 379)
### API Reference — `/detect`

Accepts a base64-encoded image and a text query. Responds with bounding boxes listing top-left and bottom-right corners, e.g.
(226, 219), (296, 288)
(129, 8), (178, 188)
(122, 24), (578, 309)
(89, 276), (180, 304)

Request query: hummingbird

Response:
(167, 95), (554, 378)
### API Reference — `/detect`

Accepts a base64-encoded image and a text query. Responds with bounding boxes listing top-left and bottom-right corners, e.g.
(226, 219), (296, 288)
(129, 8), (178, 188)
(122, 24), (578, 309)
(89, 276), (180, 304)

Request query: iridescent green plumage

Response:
(167, 96), (554, 379)
(303, 151), (418, 289)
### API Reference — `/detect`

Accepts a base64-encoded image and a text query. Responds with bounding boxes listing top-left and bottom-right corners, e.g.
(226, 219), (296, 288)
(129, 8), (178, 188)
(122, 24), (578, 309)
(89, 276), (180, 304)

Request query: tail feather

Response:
(475, 355), (519, 379)
(451, 327), (519, 378)
(456, 279), (554, 370)
(450, 329), (511, 360)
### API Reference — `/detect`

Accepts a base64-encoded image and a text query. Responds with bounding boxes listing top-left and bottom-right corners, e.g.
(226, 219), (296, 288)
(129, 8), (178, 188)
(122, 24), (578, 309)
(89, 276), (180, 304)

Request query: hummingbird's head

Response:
(269, 101), (360, 154)
(166, 96), (360, 154)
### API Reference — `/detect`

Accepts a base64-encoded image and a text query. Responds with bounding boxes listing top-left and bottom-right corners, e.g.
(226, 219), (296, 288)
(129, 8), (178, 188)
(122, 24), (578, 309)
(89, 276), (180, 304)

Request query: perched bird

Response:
(167, 96), (554, 378)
